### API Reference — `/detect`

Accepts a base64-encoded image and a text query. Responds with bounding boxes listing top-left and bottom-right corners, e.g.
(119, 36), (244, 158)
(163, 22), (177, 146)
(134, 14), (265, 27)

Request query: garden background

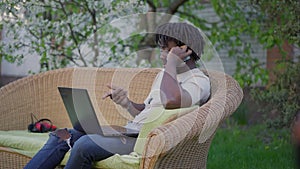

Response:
(0, 0), (299, 168)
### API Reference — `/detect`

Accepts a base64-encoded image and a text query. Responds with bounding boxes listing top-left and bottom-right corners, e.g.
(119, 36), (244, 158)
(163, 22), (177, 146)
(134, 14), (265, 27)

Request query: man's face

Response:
(159, 40), (177, 65)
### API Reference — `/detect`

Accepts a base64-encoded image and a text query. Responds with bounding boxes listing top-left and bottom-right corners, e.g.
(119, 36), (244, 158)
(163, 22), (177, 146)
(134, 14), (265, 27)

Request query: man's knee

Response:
(72, 135), (94, 153)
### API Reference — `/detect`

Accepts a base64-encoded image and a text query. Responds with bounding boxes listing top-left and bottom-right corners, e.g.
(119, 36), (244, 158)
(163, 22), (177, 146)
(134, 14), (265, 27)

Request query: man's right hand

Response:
(102, 84), (130, 108)
(167, 45), (192, 67)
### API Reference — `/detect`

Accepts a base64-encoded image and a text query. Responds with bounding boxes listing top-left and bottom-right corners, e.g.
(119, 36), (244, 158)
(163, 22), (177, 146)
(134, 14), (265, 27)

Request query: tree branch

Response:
(54, 52), (81, 67)
(146, 0), (156, 12)
(84, 0), (100, 67)
(25, 28), (40, 41)
(167, 0), (189, 14)
(97, 60), (112, 68)
(56, 0), (88, 66)
(68, 1), (86, 9)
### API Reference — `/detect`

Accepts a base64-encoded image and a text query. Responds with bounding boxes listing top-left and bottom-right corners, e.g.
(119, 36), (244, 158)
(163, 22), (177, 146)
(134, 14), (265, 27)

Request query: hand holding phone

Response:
(168, 45), (192, 63)
(180, 46), (192, 62)
(183, 55), (191, 62)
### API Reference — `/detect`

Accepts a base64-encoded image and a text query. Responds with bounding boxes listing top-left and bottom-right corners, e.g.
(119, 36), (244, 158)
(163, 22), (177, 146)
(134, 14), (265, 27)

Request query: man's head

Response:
(155, 22), (205, 61)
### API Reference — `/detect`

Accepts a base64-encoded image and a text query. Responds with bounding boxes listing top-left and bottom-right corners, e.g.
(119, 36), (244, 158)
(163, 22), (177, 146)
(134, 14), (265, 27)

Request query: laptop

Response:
(58, 87), (139, 138)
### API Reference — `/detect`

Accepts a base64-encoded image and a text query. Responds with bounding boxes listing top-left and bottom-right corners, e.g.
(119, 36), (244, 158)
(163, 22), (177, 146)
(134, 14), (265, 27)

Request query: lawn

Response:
(207, 123), (296, 169)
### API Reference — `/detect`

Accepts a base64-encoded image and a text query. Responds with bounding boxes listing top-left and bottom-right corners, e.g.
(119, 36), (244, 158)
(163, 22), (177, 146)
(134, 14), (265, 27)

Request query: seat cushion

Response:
(0, 130), (140, 168)
(133, 106), (198, 154)
(0, 106), (197, 168)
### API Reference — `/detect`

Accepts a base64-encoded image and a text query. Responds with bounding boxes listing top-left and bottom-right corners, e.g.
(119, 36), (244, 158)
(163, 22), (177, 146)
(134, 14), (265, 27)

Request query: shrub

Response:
(251, 56), (300, 128)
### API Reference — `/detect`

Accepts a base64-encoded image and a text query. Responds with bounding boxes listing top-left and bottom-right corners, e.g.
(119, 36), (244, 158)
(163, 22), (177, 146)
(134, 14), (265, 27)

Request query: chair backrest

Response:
(0, 67), (160, 130)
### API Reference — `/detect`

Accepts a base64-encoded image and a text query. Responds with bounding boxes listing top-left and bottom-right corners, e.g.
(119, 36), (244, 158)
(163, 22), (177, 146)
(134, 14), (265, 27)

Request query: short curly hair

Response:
(155, 22), (205, 61)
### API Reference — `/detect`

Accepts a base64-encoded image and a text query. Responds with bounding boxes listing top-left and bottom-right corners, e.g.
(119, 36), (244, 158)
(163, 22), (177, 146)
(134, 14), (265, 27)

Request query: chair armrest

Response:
(140, 106), (206, 169)
(140, 73), (243, 169)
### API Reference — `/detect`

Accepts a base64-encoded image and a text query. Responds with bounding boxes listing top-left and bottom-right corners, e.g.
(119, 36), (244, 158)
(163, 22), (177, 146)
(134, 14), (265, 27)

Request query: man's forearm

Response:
(160, 61), (183, 109)
(126, 100), (145, 117)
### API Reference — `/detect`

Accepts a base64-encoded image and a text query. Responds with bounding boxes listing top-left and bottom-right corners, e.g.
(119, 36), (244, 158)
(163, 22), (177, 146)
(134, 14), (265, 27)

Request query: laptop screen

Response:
(58, 87), (103, 135)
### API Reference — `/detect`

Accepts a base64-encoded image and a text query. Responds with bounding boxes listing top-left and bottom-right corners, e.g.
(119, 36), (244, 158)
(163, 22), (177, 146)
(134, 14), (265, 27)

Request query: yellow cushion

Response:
(133, 106), (198, 155)
(0, 106), (197, 168)
(0, 130), (140, 168)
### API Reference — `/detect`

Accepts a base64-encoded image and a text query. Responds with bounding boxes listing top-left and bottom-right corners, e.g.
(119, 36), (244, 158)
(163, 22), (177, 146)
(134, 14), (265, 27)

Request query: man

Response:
(24, 22), (210, 169)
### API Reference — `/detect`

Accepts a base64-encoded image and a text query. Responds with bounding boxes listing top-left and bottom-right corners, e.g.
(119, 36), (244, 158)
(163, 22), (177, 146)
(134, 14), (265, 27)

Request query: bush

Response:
(251, 56), (300, 128)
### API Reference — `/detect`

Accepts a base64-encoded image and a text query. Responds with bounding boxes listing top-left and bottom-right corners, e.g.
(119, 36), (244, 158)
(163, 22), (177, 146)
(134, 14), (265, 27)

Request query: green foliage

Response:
(1, 0), (299, 90)
(251, 57), (300, 128)
(207, 0), (299, 87)
(175, 0), (271, 87)
(250, 0), (300, 47)
(208, 0), (269, 87)
(0, 0), (146, 73)
(231, 101), (249, 125)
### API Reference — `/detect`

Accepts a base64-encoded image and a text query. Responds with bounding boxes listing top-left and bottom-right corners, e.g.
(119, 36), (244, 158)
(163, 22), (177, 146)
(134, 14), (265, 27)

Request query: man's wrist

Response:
(167, 52), (183, 65)
(125, 100), (132, 111)
(164, 61), (177, 78)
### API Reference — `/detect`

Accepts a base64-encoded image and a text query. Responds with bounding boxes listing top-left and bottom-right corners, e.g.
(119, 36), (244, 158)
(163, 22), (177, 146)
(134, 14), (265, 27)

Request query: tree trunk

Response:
(0, 28), (3, 78)
(266, 41), (293, 83)
(0, 28), (2, 86)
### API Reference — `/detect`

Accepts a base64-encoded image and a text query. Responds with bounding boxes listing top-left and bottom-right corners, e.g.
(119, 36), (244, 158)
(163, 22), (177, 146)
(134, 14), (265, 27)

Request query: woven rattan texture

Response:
(140, 71), (243, 169)
(0, 68), (243, 169)
(0, 148), (31, 169)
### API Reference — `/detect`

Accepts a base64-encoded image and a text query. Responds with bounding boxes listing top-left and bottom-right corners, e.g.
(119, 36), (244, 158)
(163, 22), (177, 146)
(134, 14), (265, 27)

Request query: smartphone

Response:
(183, 56), (191, 62)
(179, 45), (191, 62)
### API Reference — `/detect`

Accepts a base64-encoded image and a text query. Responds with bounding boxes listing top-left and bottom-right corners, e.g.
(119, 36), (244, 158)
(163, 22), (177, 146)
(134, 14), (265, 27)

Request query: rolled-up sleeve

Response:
(180, 72), (210, 105)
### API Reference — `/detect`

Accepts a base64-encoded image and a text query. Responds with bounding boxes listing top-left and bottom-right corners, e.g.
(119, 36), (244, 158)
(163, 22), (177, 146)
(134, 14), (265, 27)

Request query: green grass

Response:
(207, 124), (296, 169)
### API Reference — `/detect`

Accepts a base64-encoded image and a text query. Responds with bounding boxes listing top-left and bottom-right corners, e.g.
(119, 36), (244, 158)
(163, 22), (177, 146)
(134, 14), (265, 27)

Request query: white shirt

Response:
(125, 68), (210, 131)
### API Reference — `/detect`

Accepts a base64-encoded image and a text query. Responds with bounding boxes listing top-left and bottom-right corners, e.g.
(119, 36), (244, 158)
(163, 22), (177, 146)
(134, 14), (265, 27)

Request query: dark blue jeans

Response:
(24, 129), (137, 169)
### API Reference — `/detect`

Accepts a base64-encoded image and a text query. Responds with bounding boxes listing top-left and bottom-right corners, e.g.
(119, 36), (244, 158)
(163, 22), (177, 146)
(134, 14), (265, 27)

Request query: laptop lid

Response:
(58, 87), (104, 135)
(58, 87), (139, 137)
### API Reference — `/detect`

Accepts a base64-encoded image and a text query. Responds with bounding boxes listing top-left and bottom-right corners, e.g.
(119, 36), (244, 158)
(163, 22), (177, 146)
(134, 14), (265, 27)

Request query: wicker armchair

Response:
(0, 67), (243, 169)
